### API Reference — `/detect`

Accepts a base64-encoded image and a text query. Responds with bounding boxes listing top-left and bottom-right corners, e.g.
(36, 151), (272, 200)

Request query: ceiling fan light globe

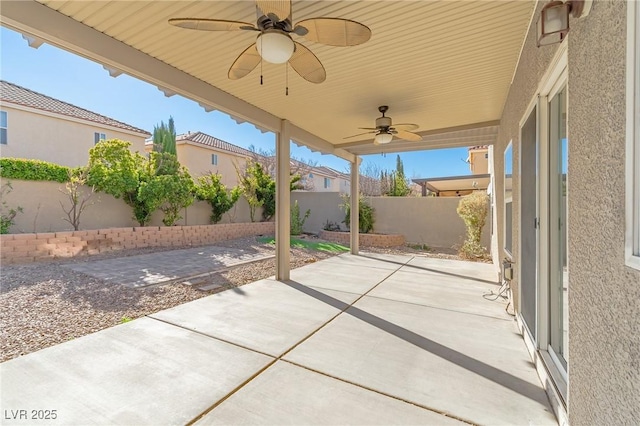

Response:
(374, 132), (393, 145)
(256, 31), (294, 64)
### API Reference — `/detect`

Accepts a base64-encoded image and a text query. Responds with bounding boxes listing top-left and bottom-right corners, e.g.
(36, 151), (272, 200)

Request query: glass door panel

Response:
(549, 85), (568, 369)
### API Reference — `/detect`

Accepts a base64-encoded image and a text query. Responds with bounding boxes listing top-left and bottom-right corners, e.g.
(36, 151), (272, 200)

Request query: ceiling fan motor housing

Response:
(376, 116), (392, 129)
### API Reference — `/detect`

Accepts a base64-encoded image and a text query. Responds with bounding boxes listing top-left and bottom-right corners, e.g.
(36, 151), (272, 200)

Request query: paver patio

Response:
(63, 245), (273, 288)
(0, 252), (557, 425)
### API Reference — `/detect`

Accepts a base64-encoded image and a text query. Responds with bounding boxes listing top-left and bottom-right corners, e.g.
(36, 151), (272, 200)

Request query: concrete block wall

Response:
(319, 230), (405, 248)
(0, 222), (274, 265)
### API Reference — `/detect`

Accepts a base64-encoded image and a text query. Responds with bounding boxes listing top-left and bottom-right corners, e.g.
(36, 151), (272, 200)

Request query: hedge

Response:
(0, 158), (74, 182)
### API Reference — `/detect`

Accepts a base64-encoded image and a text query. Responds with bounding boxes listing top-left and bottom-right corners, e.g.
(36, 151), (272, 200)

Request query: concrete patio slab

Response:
(288, 259), (398, 295)
(405, 255), (499, 284)
(150, 279), (361, 357)
(0, 317), (273, 425)
(317, 252), (413, 271)
(284, 295), (556, 425)
(367, 268), (510, 320)
(1, 252), (556, 425)
(63, 246), (271, 288)
(196, 361), (465, 425)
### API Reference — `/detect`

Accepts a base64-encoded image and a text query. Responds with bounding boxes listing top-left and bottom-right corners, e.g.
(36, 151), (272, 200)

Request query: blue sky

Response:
(0, 27), (472, 179)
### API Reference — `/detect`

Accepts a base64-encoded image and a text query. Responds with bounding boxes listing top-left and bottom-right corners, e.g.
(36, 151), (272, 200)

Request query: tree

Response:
(87, 139), (149, 224)
(359, 161), (382, 196)
(235, 159), (303, 222)
(246, 144), (317, 191)
(235, 160), (263, 222)
(195, 173), (241, 224)
(59, 169), (94, 231)
(152, 117), (177, 155)
(382, 155), (411, 197)
(87, 139), (194, 226)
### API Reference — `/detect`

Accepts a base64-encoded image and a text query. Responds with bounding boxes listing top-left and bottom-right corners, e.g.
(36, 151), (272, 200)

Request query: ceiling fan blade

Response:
(343, 131), (376, 139)
(256, 0), (291, 22)
(395, 129), (423, 142)
(295, 18), (372, 46)
(393, 123), (419, 131)
(289, 42), (326, 83)
(228, 43), (261, 80)
(169, 18), (256, 31)
(358, 127), (378, 131)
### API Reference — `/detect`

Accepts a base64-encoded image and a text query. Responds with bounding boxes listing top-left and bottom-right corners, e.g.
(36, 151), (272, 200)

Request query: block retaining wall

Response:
(320, 230), (405, 248)
(0, 222), (275, 265)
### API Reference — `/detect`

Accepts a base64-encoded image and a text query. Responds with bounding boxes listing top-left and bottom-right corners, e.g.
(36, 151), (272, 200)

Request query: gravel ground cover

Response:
(0, 235), (465, 362)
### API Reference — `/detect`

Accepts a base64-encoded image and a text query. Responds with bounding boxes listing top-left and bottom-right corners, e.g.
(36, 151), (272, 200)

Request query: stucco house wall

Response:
(174, 142), (247, 188)
(0, 104), (147, 167)
(496, 1), (639, 424)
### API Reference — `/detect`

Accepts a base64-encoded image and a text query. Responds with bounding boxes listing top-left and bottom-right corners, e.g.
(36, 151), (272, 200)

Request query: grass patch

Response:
(258, 236), (349, 254)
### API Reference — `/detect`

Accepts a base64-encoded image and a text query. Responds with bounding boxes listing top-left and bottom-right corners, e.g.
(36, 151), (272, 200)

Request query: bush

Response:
(195, 173), (241, 224)
(342, 195), (375, 233)
(457, 191), (489, 259)
(0, 158), (73, 182)
(0, 181), (22, 234)
(323, 220), (341, 231)
(290, 201), (310, 235)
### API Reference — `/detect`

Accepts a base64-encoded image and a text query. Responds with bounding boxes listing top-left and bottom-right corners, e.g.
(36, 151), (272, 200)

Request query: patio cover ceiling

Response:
(1, 1), (534, 159)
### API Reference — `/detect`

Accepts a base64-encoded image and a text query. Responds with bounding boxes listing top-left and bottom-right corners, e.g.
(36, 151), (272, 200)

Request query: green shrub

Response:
(0, 158), (73, 182)
(195, 173), (241, 224)
(0, 181), (23, 234)
(290, 200), (310, 235)
(457, 191), (489, 260)
(323, 220), (341, 231)
(342, 195), (375, 234)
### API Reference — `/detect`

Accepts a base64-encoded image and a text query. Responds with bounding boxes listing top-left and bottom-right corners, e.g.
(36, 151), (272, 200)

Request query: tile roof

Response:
(176, 131), (257, 157)
(0, 80), (150, 135)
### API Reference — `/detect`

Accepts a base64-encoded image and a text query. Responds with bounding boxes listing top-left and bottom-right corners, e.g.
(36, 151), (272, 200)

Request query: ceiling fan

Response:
(168, 0), (371, 84)
(345, 106), (423, 145)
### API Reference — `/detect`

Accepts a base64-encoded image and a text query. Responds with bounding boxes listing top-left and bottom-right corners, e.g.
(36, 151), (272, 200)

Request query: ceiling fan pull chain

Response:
(260, 44), (263, 85)
(286, 64), (289, 96)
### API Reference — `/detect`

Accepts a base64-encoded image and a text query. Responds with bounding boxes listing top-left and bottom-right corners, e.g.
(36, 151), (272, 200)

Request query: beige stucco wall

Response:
(370, 196), (490, 249)
(567, 2), (640, 423)
(175, 142), (247, 188)
(2, 179), (261, 233)
(495, 1), (639, 424)
(292, 192), (490, 250)
(0, 105), (147, 167)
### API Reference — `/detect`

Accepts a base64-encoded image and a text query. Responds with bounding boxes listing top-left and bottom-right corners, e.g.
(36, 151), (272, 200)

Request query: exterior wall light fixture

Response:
(537, 0), (592, 47)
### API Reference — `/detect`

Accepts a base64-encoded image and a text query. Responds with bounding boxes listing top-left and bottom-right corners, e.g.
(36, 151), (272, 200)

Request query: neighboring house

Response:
(467, 145), (489, 174)
(0, 80), (149, 167)
(145, 131), (255, 188)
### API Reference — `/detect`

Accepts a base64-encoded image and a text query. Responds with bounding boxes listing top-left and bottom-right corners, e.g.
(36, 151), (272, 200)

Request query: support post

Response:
(350, 157), (359, 255)
(275, 119), (291, 280)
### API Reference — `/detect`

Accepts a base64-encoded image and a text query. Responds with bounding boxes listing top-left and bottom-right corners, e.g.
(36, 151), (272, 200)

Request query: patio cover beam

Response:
(0, 0), (354, 163)
(339, 121), (500, 156)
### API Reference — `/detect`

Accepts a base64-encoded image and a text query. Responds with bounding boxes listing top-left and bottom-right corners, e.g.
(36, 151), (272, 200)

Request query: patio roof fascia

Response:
(0, 0), (356, 164)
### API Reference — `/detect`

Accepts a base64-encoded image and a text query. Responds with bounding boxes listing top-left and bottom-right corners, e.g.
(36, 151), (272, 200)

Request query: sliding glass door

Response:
(548, 84), (568, 370)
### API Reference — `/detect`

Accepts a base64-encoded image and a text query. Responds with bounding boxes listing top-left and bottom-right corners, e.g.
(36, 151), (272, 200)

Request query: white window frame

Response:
(211, 154), (218, 166)
(94, 132), (106, 145)
(1, 110), (8, 145)
(626, 0), (640, 270)
(324, 177), (331, 189)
